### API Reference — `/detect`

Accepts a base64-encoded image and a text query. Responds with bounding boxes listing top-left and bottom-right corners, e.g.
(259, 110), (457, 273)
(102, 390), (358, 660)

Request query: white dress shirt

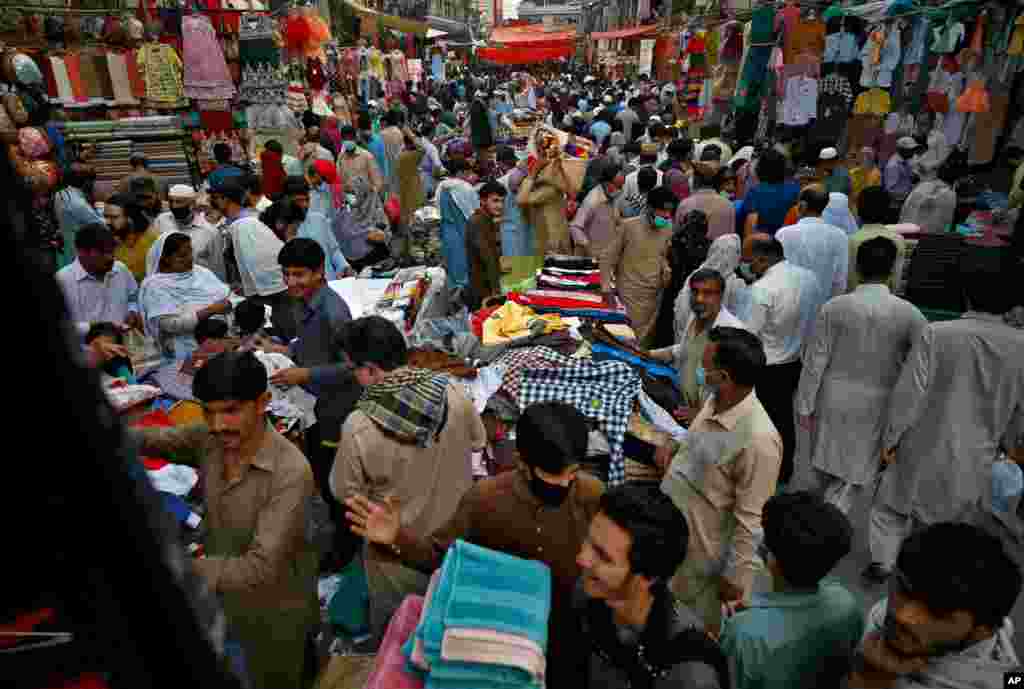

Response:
(747, 260), (821, 365)
(56, 259), (139, 337)
(776, 216), (850, 304)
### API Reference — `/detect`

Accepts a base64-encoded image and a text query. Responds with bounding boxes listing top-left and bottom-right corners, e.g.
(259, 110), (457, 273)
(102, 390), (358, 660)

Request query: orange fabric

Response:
(490, 25), (576, 46)
(785, 19), (826, 63)
(592, 25), (659, 40)
(478, 45), (574, 64)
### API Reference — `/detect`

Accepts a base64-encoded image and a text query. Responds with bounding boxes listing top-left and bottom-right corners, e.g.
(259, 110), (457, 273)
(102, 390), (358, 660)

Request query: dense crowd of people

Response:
(10, 65), (1024, 689)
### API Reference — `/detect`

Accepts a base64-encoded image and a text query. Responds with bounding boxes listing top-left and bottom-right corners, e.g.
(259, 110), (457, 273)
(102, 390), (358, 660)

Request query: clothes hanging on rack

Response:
(182, 14), (236, 100)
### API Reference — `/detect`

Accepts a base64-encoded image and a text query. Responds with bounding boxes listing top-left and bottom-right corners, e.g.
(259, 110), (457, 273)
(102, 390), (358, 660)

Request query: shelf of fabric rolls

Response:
(59, 116), (198, 200)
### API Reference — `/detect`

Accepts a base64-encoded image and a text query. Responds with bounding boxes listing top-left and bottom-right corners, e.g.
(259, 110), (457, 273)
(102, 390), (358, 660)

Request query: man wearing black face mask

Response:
(344, 401), (605, 687)
(152, 184), (228, 282)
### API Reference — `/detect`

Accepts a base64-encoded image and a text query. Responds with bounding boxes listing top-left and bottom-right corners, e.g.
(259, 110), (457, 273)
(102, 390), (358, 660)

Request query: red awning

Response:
(477, 44), (574, 64)
(590, 25), (658, 40)
(489, 25), (576, 46)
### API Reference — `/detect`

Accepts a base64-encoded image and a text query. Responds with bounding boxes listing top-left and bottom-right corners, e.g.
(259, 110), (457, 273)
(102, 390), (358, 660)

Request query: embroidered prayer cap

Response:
(169, 184), (197, 200)
(897, 136), (918, 150)
(819, 147), (839, 160)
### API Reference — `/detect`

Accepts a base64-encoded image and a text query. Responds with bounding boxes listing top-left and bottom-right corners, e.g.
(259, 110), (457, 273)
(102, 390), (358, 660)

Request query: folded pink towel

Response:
(410, 570), (441, 671)
(441, 627), (547, 680)
(366, 595), (425, 689)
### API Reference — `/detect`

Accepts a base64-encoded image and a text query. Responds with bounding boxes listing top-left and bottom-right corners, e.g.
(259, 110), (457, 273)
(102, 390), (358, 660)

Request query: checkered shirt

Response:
(518, 360), (641, 486)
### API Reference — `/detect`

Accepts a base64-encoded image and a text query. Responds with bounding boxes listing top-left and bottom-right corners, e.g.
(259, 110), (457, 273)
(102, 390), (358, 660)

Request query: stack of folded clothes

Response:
(536, 255), (602, 292)
(507, 290), (629, 324)
(403, 540), (552, 689)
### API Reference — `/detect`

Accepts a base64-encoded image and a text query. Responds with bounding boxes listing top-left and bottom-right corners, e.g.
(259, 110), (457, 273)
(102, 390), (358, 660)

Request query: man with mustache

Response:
(133, 351), (318, 689)
(847, 522), (1021, 688)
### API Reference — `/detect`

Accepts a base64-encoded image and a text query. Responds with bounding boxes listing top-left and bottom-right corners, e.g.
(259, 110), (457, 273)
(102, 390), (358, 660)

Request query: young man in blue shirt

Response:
(720, 491), (863, 689)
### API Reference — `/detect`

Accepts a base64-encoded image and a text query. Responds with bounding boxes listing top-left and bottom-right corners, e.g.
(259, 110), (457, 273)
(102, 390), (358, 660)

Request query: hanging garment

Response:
(785, 18), (826, 64)
(812, 74), (854, 145)
(137, 42), (186, 106)
(853, 87), (892, 116)
(239, 12), (279, 68)
(904, 16), (930, 65)
(781, 75), (818, 126)
(860, 26), (901, 88)
(931, 19), (965, 54)
(968, 89), (1008, 165)
(824, 31), (860, 64)
(182, 15), (235, 100)
(1009, 14), (1024, 55)
(942, 72), (967, 143)
(956, 75), (991, 113)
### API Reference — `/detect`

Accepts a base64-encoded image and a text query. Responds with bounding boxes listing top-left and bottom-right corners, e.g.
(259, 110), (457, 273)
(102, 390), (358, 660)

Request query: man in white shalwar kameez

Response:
(864, 253), (1024, 583)
(794, 237), (927, 516)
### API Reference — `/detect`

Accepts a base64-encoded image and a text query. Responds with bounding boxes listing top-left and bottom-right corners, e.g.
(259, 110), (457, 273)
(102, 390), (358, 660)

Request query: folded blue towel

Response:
(408, 540), (551, 688)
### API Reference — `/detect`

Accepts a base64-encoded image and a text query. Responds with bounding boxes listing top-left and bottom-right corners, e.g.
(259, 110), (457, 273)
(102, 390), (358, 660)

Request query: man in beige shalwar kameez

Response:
(600, 185), (679, 347)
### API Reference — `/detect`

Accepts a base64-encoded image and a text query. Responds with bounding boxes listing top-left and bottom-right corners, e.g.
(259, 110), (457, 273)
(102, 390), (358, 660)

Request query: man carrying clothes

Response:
(263, 238), (361, 569)
(133, 352), (318, 689)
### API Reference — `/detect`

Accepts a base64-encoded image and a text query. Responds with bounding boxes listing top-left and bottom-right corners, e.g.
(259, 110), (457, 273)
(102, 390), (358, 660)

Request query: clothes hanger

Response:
(0, 631), (74, 654)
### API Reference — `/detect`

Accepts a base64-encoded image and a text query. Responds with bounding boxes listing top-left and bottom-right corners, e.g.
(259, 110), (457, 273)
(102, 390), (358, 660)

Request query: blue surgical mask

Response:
(653, 215), (672, 230)
(737, 262), (756, 283)
(343, 140), (357, 154)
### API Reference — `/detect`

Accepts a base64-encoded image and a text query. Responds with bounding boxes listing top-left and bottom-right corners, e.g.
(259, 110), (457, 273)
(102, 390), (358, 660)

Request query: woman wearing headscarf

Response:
(336, 176), (391, 273)
(436, 158), (481, 290)
(653, 209), (709, 349)
(260, 142), (288, 199)
(849, 147), (881, 212)
(307, 158), (343, 218)
(139, 232), (232, 398)
(670, 234), (747, 340)
(822, 192), (859, 236)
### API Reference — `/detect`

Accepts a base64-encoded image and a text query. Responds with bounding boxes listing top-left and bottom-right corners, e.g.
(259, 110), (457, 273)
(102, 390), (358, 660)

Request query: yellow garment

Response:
(853, 88), (891, 116)
(850, 166), (882, 210)
(1010, 15), (1024, 55)
(481, 300), (568, 345)
(115, 228), (160, 283)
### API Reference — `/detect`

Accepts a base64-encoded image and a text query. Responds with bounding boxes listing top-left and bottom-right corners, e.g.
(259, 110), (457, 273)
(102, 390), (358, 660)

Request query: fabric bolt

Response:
(518, 360), (641, 486)
(107, 52), (139, 105)
(183, 15), (236, 100)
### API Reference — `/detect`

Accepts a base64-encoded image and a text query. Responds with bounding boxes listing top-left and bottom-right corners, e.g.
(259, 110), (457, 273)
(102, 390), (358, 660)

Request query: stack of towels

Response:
(387, 540), (552, 689)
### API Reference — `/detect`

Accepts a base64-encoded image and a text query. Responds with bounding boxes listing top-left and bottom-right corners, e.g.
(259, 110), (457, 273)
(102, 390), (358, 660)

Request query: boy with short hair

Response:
(465, 180), (506, 310)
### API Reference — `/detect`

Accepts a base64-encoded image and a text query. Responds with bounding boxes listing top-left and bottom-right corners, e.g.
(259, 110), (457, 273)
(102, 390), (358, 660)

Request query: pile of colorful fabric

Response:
(507, 290), (629, 324)
(535, 255), (602, 292)
(401, 540), (552, 689)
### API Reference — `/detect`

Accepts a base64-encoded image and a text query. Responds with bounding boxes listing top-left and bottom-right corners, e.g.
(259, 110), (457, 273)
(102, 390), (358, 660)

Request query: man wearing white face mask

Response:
(152, 184), (227, 282)
(336, 125), (383, 195)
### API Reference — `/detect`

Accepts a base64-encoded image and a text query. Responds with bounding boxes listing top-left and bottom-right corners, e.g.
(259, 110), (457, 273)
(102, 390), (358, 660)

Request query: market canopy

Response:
(477, 44), (574, 64)
(590, 25), (658, 40)
(488, 24), (576, 47)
